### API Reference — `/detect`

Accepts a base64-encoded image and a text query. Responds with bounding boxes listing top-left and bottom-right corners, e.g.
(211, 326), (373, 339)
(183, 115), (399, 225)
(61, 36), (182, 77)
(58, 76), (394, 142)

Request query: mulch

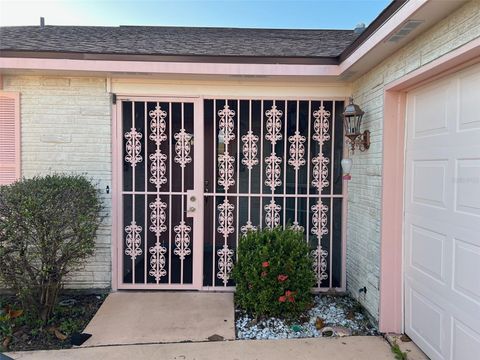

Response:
(0, 293), (105, 352)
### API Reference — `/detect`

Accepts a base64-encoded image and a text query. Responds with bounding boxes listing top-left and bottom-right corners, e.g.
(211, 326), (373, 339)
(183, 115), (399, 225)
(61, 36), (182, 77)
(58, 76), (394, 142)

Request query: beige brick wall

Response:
(347, 0), (480, 320)
(3, 75), (112, 290)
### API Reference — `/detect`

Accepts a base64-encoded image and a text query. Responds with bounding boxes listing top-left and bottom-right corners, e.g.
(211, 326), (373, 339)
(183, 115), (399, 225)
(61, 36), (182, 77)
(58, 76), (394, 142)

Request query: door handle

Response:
(186, 190), (197, 217)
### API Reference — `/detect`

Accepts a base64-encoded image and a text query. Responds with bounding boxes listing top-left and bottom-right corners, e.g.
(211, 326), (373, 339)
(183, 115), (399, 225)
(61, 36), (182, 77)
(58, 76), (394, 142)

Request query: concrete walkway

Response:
(81, 292), (235, 346)
(7, 336), (394, 360)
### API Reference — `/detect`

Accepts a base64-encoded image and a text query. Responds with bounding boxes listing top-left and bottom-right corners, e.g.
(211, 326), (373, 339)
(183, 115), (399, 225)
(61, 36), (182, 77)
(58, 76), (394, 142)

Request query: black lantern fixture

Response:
(343, 97), (370, 153)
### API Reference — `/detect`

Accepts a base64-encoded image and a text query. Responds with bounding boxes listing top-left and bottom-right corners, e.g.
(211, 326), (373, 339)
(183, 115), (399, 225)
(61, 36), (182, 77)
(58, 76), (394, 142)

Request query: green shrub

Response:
(0, 174), (103, 323)
(232, 227), (316, 319)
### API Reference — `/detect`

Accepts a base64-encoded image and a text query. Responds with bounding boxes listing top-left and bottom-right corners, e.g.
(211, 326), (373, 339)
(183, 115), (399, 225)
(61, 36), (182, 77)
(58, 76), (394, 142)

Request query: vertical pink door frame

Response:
(192, 97), (205, 289)
(111, 100), (119, 291)
(379, 38), (480, 333)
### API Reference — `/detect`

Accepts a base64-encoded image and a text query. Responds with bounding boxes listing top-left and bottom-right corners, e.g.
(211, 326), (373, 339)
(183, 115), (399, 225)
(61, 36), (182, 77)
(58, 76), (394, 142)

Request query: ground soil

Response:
(0, 293), (106, 352)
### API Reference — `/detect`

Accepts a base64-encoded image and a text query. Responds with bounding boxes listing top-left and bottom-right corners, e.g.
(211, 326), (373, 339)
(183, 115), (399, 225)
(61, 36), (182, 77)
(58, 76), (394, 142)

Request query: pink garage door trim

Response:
(380, 37), (480, 333)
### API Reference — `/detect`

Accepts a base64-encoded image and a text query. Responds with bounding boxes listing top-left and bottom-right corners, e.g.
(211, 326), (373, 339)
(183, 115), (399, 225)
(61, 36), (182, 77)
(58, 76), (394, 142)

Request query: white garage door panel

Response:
(411, 159), (448, 208)
(412, 82), (451, 137)
(409, 223), (446, 283)
(458, 70), (480, 131)
(454, 239), (480, 302)
(405, 63), (480, 360)
(455, 159), (480, 217)
(452, 319), (480, 360)
(405, 279), (447, 358)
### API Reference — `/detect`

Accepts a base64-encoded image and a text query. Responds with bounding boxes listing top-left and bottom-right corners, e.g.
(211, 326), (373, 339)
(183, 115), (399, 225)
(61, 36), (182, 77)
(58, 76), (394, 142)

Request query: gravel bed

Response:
(236, 294), (378, 340)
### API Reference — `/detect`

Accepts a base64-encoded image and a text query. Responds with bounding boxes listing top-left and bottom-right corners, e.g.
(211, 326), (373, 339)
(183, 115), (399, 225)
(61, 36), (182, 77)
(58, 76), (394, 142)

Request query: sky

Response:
(0, 0), (391, 29)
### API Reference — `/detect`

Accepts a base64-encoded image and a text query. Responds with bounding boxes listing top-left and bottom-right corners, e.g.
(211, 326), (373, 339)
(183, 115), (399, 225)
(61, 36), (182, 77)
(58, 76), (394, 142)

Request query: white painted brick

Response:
(3, 75), (112, 290)
(347, 0), (480, 321)
(41, 78), (71, 87)
(2, 3), (479, 301)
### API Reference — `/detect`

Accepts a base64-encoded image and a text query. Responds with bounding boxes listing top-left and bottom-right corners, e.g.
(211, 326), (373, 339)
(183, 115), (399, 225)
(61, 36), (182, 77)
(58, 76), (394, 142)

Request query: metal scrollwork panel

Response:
(174, 221), (192, 260)
(265, 105), (283, 145)
(312, 105), (331, 146)
(264, 199), (281, 229)
(264, 153), (282, 191)
(122, 100), (196, 287)
(288, 131), (306, 170)
(125, 221), (143, 260)
(217, 244), (234, 285)
(124, 127), (143, 167)
(202, 99), (344, 290)
(174, 129), (193, 168)
(148, 104), (168, 189)
(241, 131), (259, 170)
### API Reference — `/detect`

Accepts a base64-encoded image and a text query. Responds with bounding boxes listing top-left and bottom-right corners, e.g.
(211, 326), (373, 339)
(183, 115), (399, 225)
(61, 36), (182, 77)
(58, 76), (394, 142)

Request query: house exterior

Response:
(0, 1), (479, 359)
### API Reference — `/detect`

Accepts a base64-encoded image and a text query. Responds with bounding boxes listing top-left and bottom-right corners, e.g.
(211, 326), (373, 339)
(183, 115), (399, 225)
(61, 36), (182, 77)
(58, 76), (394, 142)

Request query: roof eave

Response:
(0, 50), (340, 65)
(0, 55), (342, 77)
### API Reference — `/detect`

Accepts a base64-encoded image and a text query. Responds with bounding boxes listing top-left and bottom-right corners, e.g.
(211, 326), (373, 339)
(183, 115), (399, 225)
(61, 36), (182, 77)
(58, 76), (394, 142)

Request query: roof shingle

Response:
(0, 26), (358, 59)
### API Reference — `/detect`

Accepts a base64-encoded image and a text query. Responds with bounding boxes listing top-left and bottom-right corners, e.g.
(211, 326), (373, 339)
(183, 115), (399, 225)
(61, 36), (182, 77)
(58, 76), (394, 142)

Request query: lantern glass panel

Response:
(344, 115), (353, 135)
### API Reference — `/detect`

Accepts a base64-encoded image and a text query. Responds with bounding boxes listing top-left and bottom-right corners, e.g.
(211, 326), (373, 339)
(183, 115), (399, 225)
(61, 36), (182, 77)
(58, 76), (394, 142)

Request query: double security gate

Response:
(116, 97), (345, 291)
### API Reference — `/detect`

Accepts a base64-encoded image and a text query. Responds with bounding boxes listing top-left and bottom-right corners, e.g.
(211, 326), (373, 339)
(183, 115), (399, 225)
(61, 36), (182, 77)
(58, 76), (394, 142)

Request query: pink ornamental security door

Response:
(203, 99), (345, 291)
(118, 98), (203, 289)
(116, 97), (345, 291)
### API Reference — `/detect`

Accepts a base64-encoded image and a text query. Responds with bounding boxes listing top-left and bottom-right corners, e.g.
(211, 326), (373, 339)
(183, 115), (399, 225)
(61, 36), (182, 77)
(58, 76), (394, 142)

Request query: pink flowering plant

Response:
(232, 227), (315, 319)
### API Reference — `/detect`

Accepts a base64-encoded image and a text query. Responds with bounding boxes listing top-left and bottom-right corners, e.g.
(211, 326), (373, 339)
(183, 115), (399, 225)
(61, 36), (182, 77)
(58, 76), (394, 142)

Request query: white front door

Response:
(404, 63), (480, 360)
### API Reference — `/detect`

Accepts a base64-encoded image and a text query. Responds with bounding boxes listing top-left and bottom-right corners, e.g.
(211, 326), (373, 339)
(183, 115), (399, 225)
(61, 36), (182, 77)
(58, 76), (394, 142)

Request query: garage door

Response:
(404, 63), (480, 360)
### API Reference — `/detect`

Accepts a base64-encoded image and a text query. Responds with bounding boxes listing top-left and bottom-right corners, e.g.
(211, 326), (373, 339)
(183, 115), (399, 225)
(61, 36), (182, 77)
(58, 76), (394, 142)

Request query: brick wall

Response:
(1, 1), (479, 299)
(3, 75), (112, 290)
(347, 0), (480, 320)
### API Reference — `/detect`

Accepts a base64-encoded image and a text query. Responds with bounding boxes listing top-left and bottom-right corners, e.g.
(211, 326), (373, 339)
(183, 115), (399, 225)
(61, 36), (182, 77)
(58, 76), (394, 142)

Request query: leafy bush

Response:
(232, 227), (316, 319)
(0, 174), (103, 323)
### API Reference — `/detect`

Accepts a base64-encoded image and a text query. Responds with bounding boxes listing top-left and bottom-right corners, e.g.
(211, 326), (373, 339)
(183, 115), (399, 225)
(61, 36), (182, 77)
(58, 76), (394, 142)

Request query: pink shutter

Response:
(0, 92), (20, 185)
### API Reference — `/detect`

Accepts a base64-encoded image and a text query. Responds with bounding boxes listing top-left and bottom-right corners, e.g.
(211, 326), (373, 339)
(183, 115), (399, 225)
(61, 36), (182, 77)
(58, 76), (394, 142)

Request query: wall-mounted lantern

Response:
(343, 97), (370, 153)
(341, 98), (370, 181)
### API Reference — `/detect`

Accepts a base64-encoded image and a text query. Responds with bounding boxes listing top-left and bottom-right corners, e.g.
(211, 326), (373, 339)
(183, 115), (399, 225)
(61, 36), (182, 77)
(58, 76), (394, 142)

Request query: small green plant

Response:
(391, 341), (408, 360)
(58, 318), (82, 336)
(232, 227), (316, 319)
(0, 174), (103, 323)
(0, 315), (14, 339)
(0, 304), (24, 349)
